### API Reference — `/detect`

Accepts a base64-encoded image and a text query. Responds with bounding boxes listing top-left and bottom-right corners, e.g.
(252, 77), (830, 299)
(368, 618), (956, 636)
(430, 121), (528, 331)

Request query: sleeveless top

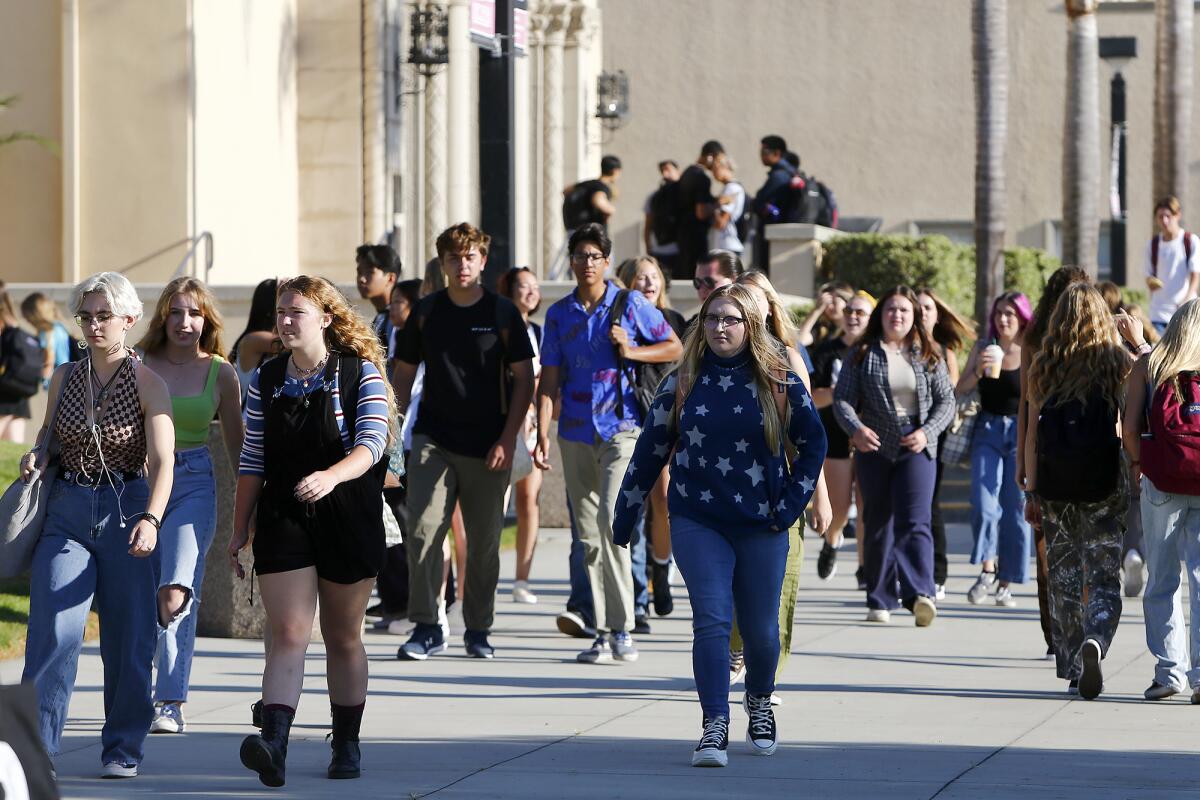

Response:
(172, 356), (222, 449)
(56, 355), (146, 476)
(979, 367), (1021, 416)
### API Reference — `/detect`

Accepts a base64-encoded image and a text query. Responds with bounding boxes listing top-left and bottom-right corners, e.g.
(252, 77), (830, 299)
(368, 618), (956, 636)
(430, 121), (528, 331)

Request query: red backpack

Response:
(1150, 231), (1194, 278)
(1141, 372), (1200, 494)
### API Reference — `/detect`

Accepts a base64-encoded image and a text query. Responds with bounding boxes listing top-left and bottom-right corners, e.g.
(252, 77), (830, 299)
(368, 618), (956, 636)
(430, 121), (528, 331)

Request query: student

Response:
(535, 223), (682, 665)
(229, 279), (279, 407)
(833, 286), (955, 625)
(1123, 299), (1200, 702)
(20, 292), (75, 387)
(1144, 196), (1200, 334)
(138, 278), (244, 735)
(20, 272), (175, 779)
(392, 223), (535, 661)
(1024, 283), (1131, 699)
(957, 293), (1033, 609)
(231, 276), (393, 785)
(612, 284), (826, 766)
(355, 243), (402, 347)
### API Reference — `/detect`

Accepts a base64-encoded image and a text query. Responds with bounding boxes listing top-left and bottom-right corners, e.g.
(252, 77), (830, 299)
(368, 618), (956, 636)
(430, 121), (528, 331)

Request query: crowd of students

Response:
(8, 191), (1200, 784)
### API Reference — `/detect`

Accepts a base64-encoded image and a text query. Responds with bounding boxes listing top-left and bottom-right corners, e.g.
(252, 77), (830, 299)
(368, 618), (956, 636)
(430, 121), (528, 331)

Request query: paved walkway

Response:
(5, 524), (1198, 799)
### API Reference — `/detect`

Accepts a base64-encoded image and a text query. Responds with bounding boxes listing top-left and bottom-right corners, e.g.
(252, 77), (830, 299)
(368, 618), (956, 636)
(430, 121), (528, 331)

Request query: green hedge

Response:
(819, 234), (1062, 323)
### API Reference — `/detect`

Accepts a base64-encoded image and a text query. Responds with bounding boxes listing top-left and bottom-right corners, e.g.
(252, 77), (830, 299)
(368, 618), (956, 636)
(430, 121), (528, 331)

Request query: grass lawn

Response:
(0, 441), (99, 660)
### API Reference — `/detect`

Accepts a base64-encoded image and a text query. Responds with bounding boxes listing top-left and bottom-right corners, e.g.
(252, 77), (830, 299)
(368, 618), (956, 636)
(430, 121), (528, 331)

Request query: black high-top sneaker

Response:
(692, 715), (729, 767)
(743, 693), (778, 756)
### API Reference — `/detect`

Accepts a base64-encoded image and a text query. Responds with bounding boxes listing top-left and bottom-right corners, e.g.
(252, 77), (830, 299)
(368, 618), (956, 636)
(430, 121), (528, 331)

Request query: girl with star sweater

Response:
(612, 284), (826, 768)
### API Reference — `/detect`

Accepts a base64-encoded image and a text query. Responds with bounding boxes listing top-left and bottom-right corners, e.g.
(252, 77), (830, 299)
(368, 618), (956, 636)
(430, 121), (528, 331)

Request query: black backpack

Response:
(729, 182), (753, 243)
(649, 180), (682, 247)
(0, 327), (44, 402)
(609, 290), (658, 422)
(1035, 393), (1121, 503)
(562, 180), (602, 230)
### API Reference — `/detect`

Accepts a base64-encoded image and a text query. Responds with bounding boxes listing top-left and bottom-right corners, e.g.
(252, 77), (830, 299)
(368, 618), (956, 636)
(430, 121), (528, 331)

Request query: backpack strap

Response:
(1151, 235), (1160, 278)
(256, 353), (290, 417)
(495, 295), (512, 417)
(610, 288), (634, 420)
(337, 351), (362, 440)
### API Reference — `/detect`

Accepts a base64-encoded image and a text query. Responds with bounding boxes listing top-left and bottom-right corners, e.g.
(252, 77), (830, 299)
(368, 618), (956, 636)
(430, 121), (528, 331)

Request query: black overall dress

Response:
(253, 354), (387, 583)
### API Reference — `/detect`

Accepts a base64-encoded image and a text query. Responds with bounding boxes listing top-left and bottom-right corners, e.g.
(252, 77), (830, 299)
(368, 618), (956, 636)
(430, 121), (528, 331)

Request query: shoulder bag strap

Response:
(41, 360), (80, 460)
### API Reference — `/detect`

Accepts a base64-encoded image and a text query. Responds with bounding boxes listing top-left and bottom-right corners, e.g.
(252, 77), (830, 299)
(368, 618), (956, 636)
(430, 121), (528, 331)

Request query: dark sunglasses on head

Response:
(693, 276), (718, 291)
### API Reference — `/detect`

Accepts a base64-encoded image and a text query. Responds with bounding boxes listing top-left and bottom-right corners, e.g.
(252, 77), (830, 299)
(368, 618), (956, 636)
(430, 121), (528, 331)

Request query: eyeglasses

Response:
(844, 308), (869, 318)
(693, 276), (719, 291)
(74, 312), (118, 328)
(569, 252), (606, 265)
(702, 314), (745, 330)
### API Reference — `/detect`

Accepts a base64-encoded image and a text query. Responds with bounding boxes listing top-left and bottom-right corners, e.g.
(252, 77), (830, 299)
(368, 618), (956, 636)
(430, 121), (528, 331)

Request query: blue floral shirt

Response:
(541, 281), (674, 444)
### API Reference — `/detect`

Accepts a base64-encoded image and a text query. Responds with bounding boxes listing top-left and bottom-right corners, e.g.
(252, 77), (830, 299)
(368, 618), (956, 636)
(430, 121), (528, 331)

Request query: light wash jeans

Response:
(22, 477), (155, 766)
(969, 412), (1032, 583)
(1139, 477), (1200, 690)
(154, 448), (217, 703)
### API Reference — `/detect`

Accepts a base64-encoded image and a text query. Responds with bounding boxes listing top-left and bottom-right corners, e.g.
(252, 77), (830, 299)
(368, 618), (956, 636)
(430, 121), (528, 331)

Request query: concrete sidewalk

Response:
(7, 524), (1199, 799)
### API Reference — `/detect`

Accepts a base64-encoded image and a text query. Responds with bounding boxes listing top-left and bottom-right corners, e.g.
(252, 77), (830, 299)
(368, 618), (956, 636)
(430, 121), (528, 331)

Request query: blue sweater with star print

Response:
(612, 349), (827, 545)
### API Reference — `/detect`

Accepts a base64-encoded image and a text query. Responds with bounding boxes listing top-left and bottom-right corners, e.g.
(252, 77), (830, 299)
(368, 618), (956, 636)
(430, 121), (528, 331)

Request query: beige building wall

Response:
(601, 0), (1200, 288)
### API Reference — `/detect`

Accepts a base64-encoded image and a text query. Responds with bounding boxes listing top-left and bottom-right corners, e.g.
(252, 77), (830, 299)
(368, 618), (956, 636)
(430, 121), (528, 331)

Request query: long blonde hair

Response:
(617, 256), (672, 310)
(678, 284), (793, 455)
(0, 281), (18, 327)
(1027, 283), (1131, 408)
(277, 276), (396, 434)
(19, 292), (64, 332)
(138, 277), (227, 357)
(736, 270), (798, 348)
(1147, 299), (1200, 401)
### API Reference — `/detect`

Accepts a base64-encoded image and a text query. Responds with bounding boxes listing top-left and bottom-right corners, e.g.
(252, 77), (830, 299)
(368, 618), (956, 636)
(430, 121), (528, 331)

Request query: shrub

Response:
(820, 233), (1061, 324)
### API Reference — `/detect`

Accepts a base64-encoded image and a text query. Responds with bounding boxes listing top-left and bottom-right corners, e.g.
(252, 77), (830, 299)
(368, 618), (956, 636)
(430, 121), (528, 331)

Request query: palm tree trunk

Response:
(1153, 0), (1194, 206)
(973, 0), (1008, 331)
(1063, 0), (1100, 276)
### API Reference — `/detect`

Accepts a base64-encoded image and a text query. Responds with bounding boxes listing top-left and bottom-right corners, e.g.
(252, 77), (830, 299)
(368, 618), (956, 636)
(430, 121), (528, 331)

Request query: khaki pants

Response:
(405, 435), (511, 632)
(559, 431), (638, 633)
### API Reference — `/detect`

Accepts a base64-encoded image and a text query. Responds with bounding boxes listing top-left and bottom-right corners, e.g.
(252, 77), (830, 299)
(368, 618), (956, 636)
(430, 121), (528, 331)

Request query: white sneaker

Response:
(865, 609), (890, 623)
(149, 702), (185, 734)
(770, 693), (782, 706)
(512, 580), (538, 604)
(729, 649), (746, 684)
(995, 585), (1017, 607)
(913, 596), (937, 627)
(966, 571), (997, 604)
(1123, 550), (1145, 598)
(446, 602), (465, 636)
(934, 583), (946, 601)
(438, 601), (452, 644)
(386, 619), (413, 635)
(100, 762), (138, 779)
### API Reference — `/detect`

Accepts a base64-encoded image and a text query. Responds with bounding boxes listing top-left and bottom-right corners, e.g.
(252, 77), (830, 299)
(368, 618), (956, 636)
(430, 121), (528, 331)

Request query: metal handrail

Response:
(115, 231), (213, 283)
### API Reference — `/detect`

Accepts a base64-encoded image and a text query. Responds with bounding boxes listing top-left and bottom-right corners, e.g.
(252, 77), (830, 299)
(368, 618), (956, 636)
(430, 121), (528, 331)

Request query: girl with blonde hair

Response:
(230, 276), (393, 786)
(0, 280), (36, 441)
(20, 292), (76, 387)
(1123, 299), (1200, 701)
(137, 277), (245, 734)
(1025, 283), (1132, 700)
(613, 284), (827, 767)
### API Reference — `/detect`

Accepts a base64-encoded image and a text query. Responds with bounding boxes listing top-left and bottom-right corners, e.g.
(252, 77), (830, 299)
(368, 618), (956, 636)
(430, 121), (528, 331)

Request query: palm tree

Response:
(1152, 0), (1193, 206)
(972, 0), (1008, 330)
(1062, 0), (1100, 276)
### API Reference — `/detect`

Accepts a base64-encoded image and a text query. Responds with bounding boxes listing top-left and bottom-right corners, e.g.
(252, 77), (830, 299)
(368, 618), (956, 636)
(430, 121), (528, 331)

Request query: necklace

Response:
(89, 357), (126, 416)
(163, 350), (201, 367)
(290, 352), (329, 407)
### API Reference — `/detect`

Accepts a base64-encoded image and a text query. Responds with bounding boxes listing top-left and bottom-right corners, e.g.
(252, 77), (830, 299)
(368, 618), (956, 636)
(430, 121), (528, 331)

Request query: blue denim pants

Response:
(565, 494), (595, 628)
(630, 506), (649, 617)
(22, 477), (155, 766)
(1139, 477), (1200, 690)
(154, 448), (217, 703)
(670, 515), (789, 719)
(969, 412), (1032, 583)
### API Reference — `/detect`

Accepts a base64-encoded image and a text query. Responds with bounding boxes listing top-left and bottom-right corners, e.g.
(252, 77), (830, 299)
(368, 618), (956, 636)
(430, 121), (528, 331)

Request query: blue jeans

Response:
(670, 515), (789, 719)
(855, 446), (936, 610)
(566, 494), (595, 628)
(1140, 477), (1200, 690)
(22, 477), (155, 765)
(969, 413), (1032, 583)
(154, 448), (217, 703)
(630, 507), (648, 618)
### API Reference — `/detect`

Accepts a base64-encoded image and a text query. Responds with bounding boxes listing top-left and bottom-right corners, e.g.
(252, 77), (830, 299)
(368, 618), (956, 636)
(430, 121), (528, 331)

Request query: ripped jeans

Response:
(153, 448), (217, 703)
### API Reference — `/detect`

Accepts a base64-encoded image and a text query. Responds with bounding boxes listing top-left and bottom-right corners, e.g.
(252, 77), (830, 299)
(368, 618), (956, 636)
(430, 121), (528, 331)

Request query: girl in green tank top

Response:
(138, 277), (245, 733)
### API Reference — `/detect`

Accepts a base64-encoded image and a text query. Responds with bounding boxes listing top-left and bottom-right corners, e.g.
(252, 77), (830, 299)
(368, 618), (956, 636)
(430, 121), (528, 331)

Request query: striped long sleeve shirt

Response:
(238, 359), (390, 476)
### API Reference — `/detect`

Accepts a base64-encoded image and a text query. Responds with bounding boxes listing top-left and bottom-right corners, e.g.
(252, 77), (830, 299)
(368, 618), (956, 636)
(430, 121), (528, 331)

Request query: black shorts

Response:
(820, 407), (851, 460)
(253, 480), (386, 584)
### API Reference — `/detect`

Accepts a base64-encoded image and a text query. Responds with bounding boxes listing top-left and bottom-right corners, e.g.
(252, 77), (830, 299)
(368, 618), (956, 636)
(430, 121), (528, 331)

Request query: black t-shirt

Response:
(398, 289), (535, 457)
(579, 179), (613, 228)
(809, 335), (849, 390)
(676, 165), (712, 241)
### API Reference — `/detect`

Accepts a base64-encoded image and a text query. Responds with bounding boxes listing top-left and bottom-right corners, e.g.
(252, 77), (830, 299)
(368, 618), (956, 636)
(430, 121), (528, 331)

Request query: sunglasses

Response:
(693, 276), (719, 291)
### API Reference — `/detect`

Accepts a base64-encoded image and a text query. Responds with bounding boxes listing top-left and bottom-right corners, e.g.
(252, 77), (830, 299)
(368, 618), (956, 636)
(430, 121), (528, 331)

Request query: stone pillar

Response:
(198, 423), (266, 639)
(540, 4), (566, 274)
(424, 53), (449, 262)
(446, 0), (472, 224)
(514, 41), (532, 268)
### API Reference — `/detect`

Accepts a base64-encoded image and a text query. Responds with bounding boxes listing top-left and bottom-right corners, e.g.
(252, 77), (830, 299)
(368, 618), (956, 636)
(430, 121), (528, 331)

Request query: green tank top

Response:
(172, 356), (222, 449)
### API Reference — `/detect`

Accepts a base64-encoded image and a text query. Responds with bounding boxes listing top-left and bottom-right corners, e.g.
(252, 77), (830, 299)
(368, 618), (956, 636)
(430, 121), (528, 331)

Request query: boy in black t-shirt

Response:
(392, 223), (535, 661)
(675, 141), (723, 280)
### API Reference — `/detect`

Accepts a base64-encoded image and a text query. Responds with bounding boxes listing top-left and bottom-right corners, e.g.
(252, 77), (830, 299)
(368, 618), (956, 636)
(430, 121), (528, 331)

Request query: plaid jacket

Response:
(832, 341), (955, 461)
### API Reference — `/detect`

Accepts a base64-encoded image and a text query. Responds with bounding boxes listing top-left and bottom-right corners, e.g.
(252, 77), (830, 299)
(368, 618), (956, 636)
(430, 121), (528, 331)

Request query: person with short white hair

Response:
(20, 271), (175, 780)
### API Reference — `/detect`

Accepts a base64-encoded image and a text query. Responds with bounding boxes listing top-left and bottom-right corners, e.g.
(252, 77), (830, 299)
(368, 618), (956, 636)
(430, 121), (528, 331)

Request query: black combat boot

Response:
(327, 702), (364, 779)
(240, 704), (294, 787)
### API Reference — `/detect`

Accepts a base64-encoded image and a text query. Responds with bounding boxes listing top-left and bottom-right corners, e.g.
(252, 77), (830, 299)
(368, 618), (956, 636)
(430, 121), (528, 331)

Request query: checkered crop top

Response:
(56, 356), (146, 477)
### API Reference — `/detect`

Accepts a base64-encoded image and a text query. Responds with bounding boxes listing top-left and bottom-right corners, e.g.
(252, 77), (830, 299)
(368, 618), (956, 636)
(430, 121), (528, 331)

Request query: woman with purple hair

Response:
(957, 292), (1034, 608)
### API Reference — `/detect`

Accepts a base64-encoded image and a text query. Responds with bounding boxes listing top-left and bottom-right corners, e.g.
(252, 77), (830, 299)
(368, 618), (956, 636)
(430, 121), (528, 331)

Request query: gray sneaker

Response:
(150, 701), (186, 734)
(995, 585), (1017, 608)
(966, 571), (997, 604)
(100, 762), (138, 779)
(1144, 681), (1180, 701)
(611, 632), (639, 662)
(576, 635), (613, 664)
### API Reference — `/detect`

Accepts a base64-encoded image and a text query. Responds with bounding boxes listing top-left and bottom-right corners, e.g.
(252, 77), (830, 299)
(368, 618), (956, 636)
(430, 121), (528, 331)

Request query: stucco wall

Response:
(600, 0), (1200, 287)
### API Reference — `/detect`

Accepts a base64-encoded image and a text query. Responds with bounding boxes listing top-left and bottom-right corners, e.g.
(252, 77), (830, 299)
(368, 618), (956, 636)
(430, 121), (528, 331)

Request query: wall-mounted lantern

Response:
(409, 5), (450, 77)
(596, 71), (629, 128)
